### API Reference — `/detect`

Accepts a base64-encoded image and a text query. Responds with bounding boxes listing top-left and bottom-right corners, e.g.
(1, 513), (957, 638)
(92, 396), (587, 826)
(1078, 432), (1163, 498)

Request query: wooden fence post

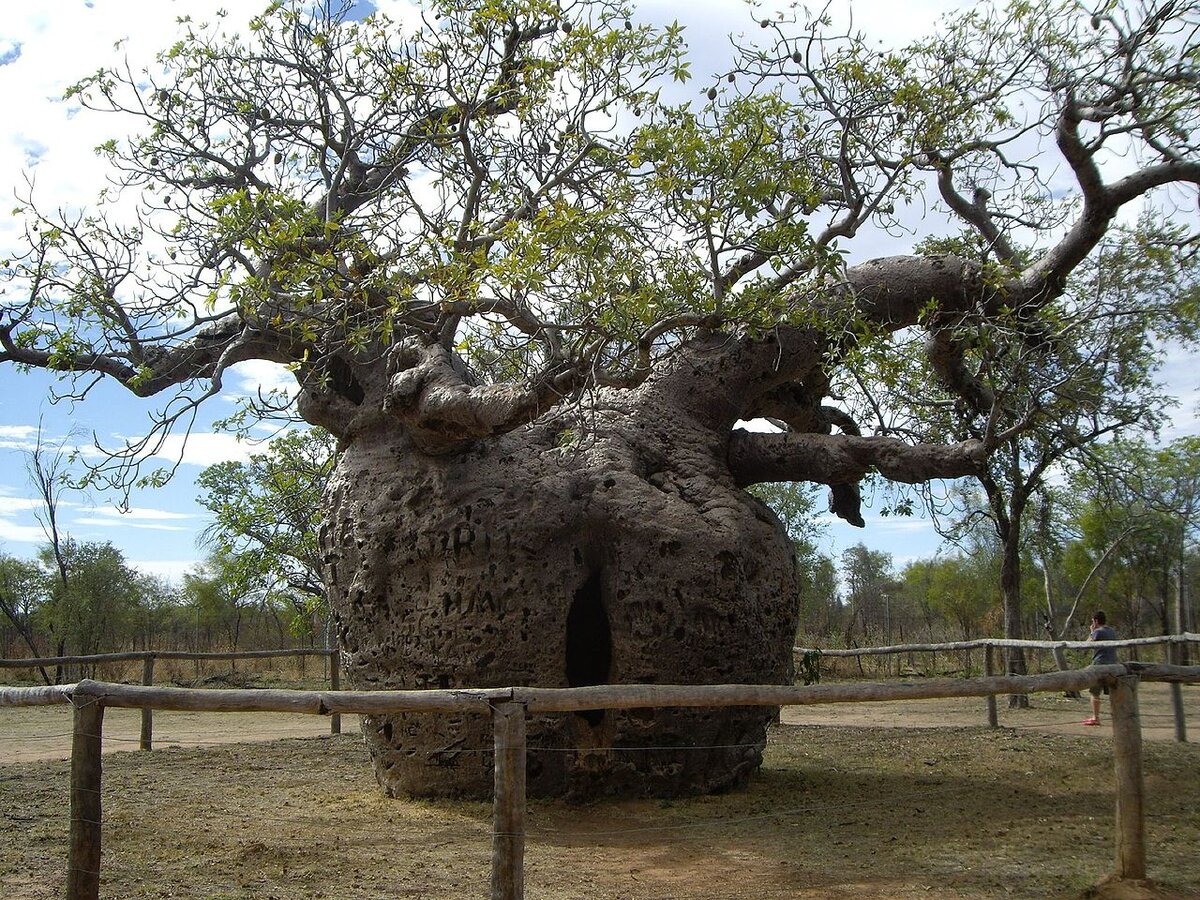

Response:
(1168, 642), (1187, 743)
(329, 649), (341, 736)
(491, 700), (527, 900)
(984, 644), (998, 728)
(140, 653), (155, 751)
(68, 695), (104, 900)
(1110, 674), (1146, 881)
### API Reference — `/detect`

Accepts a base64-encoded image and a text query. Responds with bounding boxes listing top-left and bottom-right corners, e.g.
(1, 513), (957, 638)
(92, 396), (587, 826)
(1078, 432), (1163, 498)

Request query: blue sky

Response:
(1, 0), (1197, 585)
(0, 2), (246, 580)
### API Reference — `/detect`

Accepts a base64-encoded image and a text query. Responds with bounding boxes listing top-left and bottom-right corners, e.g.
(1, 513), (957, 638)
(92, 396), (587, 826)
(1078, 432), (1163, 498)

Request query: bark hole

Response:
(327, 356), (365, 405)
(565, 569), (612, 726)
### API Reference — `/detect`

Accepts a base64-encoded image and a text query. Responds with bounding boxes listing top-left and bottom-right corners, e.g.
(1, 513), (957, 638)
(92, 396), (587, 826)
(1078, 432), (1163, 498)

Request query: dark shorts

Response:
(1090, 684), (1109, 698)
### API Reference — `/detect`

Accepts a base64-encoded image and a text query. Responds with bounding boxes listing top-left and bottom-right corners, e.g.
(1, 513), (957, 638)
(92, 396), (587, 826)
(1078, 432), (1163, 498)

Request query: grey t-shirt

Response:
(1091, 625), (1118, 665)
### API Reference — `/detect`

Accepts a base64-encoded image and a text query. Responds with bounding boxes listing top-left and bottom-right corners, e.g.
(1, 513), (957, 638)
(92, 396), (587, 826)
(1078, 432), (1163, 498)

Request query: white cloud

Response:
(0, 426), (98, 462)
(150, 431), (259, 468)
(0, 3), (224, 219)
(1156, 343), (1200, 440)
(640, 0), (963, 56)
(71, 504), (195, 533)
(0, 496), (86, 546)
(72, 516), (190, 532)
(365, 0), (422, 29)
(81, 505), (193, 522)
(227, 359), (300, 401)
(841, 0), (965, 43)
(734, 419), (782, 433)
(0, 494), (43, 515)
(0, 519), (47, 544)
(815, 513), (941, 536)
(868, 517), (942, 534)
(0, 0), (962, 261)
(128, 558), (201, 583)
(0, 424), (39, 442)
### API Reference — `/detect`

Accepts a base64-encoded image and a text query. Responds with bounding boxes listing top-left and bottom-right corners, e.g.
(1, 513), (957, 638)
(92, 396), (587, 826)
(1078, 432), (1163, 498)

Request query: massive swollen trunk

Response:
(321, 380), (799, 800)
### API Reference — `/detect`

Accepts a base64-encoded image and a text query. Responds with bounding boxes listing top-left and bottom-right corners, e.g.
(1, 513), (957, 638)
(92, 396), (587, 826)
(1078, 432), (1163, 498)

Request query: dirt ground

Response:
(1, 684), (1198, 899)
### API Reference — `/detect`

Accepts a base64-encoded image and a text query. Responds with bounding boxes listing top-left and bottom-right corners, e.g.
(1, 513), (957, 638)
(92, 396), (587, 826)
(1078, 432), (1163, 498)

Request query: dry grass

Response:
(2, 687), (1200, 899)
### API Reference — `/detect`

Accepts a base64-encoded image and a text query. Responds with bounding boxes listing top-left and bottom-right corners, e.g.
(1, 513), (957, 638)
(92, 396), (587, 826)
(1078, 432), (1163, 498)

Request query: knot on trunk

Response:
(382, 338), (554, 453)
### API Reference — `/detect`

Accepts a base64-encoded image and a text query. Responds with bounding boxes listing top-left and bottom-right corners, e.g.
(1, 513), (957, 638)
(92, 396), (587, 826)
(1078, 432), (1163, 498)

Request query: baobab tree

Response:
(2, 0), (1198, 798)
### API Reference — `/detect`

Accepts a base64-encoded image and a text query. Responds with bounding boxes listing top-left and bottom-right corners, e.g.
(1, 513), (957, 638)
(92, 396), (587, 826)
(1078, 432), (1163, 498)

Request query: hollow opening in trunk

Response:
(565, 568), (612, 727)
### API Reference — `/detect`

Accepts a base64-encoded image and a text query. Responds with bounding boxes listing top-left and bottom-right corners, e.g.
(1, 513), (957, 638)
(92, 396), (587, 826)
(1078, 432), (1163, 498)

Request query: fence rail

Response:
(3, 662), (1199, 900)
(4, 636), (1196, 747)
(0, 647), (339, 668)
(0, 647), (343, 745)
(794, 631), (1200, 656)
(795, 632), (1200, 738)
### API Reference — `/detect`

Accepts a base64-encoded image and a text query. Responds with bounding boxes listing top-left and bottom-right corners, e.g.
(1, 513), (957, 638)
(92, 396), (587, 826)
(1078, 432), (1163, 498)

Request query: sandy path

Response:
(0, 705), (339, 763)
(780, 681), (1198, 742)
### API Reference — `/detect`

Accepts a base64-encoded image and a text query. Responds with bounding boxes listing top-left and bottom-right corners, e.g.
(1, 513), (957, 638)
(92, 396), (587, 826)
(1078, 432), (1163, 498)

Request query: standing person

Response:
(1084, 611), (1119, 726)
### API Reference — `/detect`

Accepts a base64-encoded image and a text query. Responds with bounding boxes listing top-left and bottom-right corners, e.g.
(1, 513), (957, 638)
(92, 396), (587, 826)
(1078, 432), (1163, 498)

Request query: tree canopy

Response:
(196, 427), (336, 635)
(2, 0), (1199, 518)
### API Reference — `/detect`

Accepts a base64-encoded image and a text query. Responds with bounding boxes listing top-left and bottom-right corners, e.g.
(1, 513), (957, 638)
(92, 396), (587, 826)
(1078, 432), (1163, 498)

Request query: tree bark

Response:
(323, 376), (800, 799)
(995, 493), (1030, 709)
(1176, 542), (1191, 666)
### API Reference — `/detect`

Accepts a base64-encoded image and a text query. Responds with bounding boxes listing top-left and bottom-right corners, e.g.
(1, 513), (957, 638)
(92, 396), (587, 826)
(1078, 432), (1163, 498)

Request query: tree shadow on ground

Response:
(526, 724), (1199, 899)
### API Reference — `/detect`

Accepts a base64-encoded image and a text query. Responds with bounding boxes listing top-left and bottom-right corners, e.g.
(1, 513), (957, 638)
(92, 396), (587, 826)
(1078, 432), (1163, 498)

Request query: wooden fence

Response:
(0, 648), (343, 745)
(3, 662), (1200, 900)
(796, 632), (1200, 741)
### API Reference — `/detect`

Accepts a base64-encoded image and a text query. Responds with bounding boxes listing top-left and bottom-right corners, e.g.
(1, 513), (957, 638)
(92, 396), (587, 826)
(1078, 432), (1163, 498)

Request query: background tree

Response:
(1139, 438), (1200, 653)
(880, 220), (1199, 703)
(900, 553), (997, 644)
(1, 541), (306, 675)
(841, 544), (900, 647)
(3, 0), (1199, 798)
(796, 546), (841, 640)
(0, 552), (52, 683)
(131, 572), (184, 652)
(1069, 438), (1200, 657)
(33, 539), (144, 676)
(196, 428), (336, 640)
(25, 428), (74, 598)
(182, 545), (304, 657)
(3, 425), (291, 674)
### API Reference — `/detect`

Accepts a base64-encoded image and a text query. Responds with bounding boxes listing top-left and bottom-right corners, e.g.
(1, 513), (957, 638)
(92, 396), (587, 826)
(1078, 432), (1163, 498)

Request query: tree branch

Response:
(380, 339), (575, 452)
(728, 429), (986, 488)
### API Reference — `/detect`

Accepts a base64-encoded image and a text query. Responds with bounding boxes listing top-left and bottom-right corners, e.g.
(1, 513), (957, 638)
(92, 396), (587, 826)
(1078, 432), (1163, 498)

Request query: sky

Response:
(0, 0), (1197, 585)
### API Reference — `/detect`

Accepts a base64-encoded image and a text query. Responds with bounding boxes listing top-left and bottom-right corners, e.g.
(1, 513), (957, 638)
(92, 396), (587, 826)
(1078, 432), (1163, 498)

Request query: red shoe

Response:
(1082, 718), (1100, 726)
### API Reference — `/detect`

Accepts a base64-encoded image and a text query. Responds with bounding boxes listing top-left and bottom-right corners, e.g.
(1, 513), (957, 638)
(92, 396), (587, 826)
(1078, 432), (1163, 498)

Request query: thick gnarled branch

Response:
(379, 339), (575, 453)
(728, 429), (986, 489)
